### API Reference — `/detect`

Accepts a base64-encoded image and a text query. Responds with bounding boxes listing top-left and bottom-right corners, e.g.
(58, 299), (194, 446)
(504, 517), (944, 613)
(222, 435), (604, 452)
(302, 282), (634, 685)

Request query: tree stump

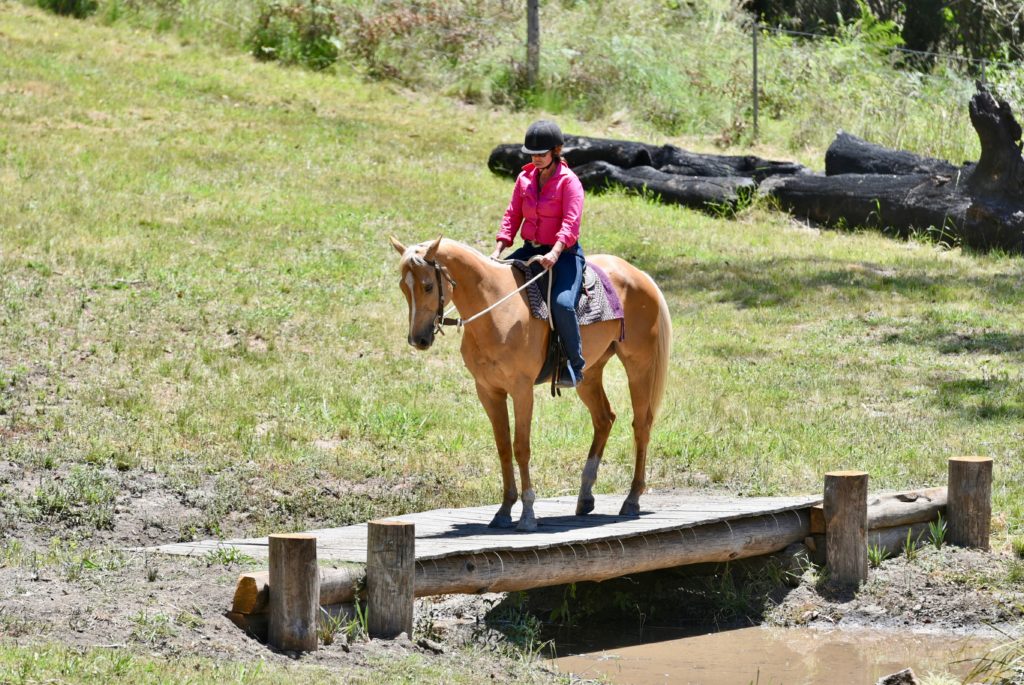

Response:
(367, 520), (415, 639)
(268, 534), (319, 652)
(824, 471), (868, 586)
(947, 456), (993, 550)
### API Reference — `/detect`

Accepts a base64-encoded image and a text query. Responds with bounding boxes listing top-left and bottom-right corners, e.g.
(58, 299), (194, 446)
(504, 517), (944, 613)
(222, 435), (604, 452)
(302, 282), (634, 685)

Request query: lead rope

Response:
(442, 255), (550, 329)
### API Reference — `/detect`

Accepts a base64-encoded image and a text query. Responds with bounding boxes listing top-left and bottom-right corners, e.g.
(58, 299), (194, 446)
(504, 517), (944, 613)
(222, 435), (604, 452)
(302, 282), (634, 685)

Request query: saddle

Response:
(510, 260), (625, 395)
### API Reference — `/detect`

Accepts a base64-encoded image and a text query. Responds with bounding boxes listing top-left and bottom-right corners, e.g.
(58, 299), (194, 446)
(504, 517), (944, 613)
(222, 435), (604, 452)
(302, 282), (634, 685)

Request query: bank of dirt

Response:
(2, 466), (1023, 682)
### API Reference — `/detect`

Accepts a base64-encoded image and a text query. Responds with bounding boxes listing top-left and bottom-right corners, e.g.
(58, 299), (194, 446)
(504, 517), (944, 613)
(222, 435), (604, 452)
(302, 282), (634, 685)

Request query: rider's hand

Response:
(539, 250), (561, 270)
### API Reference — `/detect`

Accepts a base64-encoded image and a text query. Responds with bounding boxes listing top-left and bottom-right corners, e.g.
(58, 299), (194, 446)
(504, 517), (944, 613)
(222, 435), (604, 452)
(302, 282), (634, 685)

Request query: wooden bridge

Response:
(147, 458), (992, 652)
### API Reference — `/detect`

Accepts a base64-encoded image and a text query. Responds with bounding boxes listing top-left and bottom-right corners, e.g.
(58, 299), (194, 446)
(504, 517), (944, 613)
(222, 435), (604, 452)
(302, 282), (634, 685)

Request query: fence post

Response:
(752, 22), (759, 140)
(526, 0), (540, 89)
(367, 520), (415, 639)
(824, 471), (868, 585)
(268, 534), (319, 652)
(947, 456), (992, 550)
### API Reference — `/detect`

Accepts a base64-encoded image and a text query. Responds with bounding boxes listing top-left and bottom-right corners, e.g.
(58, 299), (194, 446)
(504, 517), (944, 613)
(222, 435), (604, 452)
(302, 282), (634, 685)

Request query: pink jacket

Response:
(497, 160), (583, 248)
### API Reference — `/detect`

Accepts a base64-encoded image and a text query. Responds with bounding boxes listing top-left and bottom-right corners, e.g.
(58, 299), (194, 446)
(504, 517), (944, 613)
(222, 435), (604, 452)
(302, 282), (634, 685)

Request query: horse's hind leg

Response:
(618, 355), (658, 518)
(476, 382), (517, 529)
(574, 353), (616, 515)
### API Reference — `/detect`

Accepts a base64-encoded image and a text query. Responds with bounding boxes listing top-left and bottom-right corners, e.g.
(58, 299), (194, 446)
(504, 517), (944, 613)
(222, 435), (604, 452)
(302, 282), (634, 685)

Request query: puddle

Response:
(551, 625), (993, 685)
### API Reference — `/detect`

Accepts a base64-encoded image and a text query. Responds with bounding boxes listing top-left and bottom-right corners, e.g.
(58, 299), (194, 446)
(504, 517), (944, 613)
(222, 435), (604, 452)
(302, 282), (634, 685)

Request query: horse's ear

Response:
(389, 235), (407, 256)
(424, 235), (443, 262)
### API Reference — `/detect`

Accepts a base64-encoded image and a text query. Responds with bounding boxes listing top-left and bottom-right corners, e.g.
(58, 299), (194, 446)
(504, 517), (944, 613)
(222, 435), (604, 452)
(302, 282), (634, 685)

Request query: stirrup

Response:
(555, 365), (582, 389)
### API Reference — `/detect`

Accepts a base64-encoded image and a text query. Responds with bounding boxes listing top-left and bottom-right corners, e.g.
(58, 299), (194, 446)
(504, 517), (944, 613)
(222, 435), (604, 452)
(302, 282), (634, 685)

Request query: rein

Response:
(427, 255), (550, 335)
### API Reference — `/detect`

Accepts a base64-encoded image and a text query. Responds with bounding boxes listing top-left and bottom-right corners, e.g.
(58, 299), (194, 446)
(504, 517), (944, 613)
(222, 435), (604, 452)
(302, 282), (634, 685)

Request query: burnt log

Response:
(967, 88), (1024, 198)
(765, 85), (1024, 253)
(825, 131), (962, 177)
(654, 145), (807, 182)
(488, 136), (658, 177)
(576, 161), (755, 209)
(487, 135), (806, 182)
(760, 172), (969, 239)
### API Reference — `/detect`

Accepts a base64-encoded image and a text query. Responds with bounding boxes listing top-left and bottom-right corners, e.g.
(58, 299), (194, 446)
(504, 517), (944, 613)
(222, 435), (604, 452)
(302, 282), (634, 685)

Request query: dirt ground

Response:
(2, 465), (1023, 681)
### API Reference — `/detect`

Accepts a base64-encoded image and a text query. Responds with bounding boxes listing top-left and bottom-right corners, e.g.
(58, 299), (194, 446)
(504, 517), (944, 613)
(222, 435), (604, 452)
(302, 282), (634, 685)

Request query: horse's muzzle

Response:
(409, 331), (434, 350)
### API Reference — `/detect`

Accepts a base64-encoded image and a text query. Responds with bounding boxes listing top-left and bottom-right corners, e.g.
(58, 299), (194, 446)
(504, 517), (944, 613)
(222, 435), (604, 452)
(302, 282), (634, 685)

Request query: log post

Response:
(947, 456), (993, 550)
(367, 520), (415, 639)
(824, 471), (868, 585)
(268, 534), (319, 652)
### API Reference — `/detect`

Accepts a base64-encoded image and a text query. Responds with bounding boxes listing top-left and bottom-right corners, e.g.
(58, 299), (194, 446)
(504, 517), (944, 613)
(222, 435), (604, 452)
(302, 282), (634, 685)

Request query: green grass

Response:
(2, 2), (1023, 538)
(3, 2), (1024, 681)
(0, 643), (556, 684)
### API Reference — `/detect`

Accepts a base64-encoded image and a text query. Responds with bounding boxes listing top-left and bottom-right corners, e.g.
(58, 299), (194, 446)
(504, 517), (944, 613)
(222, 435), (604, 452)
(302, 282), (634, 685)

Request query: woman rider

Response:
(490, 120), (585, 388)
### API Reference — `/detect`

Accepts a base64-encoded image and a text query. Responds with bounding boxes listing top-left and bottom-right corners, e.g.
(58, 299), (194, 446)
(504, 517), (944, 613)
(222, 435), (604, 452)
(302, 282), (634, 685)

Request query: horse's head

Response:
(390, 235), (455, 350)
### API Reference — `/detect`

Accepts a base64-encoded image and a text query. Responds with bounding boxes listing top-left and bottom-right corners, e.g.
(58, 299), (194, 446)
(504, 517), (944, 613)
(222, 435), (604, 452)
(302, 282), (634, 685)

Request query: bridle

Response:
(419, 255), (550, 337)
(426, 258), (460, 336)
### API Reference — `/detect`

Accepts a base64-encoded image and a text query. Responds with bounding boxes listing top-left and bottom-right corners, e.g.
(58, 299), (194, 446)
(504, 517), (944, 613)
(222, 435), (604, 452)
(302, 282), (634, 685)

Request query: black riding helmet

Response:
(521, 120), (564, 155)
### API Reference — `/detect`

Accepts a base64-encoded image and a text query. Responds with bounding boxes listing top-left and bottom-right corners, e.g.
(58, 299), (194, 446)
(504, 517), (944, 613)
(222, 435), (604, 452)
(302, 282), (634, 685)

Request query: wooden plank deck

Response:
(151, 492), (821, 564)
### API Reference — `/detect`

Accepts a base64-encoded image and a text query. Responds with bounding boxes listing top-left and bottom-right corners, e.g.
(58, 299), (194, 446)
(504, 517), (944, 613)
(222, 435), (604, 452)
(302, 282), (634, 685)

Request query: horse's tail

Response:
(648, 275), (672, 419)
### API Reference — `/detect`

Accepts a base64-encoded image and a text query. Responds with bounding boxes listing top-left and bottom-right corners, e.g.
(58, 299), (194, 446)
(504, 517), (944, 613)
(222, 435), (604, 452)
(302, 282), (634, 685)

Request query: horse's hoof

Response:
(516, 517), (538, 532)
(488, 513), (514, 529)
(576, 497), (595, 516)
(618, 501), (640, 517)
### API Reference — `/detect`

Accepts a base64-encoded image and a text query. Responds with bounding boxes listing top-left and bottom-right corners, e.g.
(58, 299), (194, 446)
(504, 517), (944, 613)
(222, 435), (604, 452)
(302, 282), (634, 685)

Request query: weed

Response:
(928, 513), (947, 549)
(129, 611), (177, 645)
(548, 583), (576, 628)
(1012, 537), (1024, 559)
(203, 546), (256, 567)
(344, 599), (369, 643)
(318, 606), (348, 646)
(868, 541), (890, 568)
(903, 527), (924, 562)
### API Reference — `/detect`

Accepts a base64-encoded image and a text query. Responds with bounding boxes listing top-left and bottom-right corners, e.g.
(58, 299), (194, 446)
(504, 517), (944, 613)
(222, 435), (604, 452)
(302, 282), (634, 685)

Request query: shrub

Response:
(248, 0), (341, 71)
(37, 0), (98, 19)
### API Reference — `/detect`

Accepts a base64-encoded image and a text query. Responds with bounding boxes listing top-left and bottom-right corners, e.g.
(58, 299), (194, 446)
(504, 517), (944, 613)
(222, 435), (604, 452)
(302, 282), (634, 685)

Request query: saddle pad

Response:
(512, 260), (624, 329)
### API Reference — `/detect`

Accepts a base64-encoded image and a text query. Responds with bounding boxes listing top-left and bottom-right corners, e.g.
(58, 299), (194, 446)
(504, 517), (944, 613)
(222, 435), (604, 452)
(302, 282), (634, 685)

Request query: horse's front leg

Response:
(476, 382), (517, 529)
(510, 387), (537, 532)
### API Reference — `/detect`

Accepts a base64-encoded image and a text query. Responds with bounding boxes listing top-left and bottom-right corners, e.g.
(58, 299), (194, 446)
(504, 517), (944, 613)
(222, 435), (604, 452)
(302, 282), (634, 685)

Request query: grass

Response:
(2, 1), (1023, 541)
(2, 2), (1024, 681)
(0, 643), (559, 684)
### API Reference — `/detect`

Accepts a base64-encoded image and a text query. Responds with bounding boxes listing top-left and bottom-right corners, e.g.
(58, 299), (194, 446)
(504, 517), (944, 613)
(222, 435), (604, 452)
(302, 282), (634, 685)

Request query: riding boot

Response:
(551, 245), (586, 387)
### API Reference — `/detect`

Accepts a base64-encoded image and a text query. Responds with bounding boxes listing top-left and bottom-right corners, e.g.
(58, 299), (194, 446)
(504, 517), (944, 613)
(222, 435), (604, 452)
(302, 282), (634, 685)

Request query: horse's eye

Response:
(424, 283), (434, 293)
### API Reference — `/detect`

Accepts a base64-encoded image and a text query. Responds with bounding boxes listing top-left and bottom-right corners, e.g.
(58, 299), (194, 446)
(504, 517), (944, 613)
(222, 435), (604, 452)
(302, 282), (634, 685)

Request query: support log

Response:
(367, 520), (415, 639)
(824, 471), (868, 586)
(947, 456), (993, 550)
(868, 522), (933, 558)
(233, 511), (811, 615)
(232, 565), (363, 615)
(809, 486), (947, 534)
(267, 534), (319, 652)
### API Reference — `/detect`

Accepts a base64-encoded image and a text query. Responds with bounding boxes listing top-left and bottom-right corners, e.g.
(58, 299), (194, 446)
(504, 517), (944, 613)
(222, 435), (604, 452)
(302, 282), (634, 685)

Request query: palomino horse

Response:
(390, 236), (672, 531)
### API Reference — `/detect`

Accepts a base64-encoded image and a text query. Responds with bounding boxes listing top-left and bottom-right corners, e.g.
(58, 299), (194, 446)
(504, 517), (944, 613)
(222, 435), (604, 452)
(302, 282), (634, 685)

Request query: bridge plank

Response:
(148, 492), (820, 563)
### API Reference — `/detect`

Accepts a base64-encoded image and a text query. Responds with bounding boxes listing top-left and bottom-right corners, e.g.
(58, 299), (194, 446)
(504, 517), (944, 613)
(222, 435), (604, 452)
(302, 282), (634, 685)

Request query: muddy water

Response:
(552, 626), (992, 685)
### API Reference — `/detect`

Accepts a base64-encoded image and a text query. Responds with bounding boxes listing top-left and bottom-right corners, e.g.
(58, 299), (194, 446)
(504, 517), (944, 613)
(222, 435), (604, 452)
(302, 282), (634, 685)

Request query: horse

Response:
(389, 235), (672, 531)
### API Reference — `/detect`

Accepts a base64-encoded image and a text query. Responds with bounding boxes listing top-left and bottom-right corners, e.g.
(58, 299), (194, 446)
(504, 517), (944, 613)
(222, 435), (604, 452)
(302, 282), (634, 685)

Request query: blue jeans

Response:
(508, 242), (586, 377)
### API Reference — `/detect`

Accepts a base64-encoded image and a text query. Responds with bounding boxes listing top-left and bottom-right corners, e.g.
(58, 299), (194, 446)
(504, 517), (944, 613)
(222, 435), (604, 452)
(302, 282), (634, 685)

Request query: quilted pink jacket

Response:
(497, 160), (583, 249)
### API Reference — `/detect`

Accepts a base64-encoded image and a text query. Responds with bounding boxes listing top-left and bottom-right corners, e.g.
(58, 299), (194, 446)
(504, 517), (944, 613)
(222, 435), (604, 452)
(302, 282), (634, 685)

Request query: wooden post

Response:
(824, 471), (868, 585)
(947, 456), (992, 550)
(751, 22), (759, 139)
(526, 0), (539, 88)
(268, 534), (319, 652)
(367, 520), (415, 639)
